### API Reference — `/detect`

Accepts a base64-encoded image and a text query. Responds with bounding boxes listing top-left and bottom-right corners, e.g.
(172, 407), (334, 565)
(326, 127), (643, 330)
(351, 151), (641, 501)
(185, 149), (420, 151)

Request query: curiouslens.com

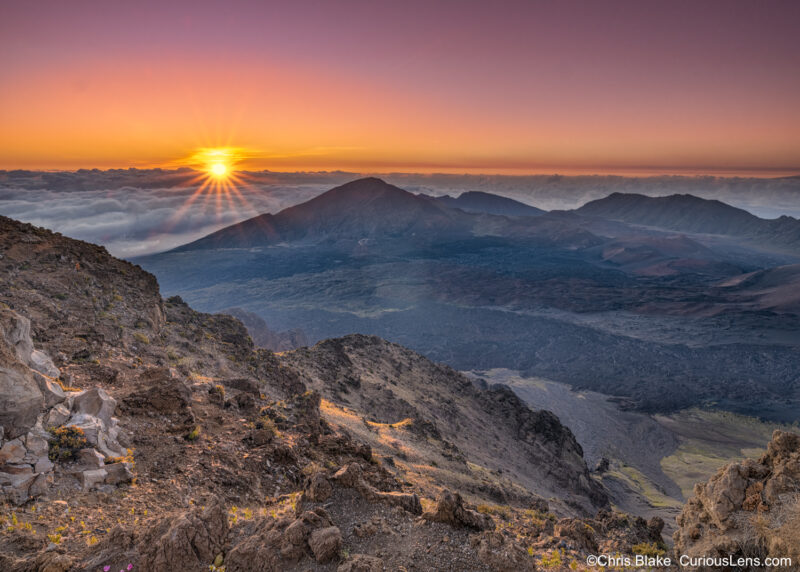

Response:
(585, 554), (794, 568)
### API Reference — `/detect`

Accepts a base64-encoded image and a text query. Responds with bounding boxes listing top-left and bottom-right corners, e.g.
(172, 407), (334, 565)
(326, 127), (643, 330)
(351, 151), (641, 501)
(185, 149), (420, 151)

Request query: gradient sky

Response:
(1, 0), (799, 174)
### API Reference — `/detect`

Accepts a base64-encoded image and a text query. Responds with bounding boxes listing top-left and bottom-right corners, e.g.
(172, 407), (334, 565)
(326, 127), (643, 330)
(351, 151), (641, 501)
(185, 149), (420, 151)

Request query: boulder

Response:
(224, 508), (335, 570)
(23, 432), (49, 459)
(124, 368), (193, 415)
(33, 374), (66, 408)
(309, 526), (342, 563)
(223, 377), (261, 395)
(46, 404), (71, 427)
(305, 472), (333, 502)
(2, 464), (33, 475)
(332, 462), (422, 515)
(29, 472), (49, 498)
(555, 518), (599, 552)
(0, 309), (34, 364)
(0, 438), (26, 464)
(0, 471), (36, 505)
(29, 349), (61, 378)
(72, 388), (117, 426)
(136, 502), (229, 571)
(0, 366), (44, 439)
(66, 412), (125, 458)
(422, 489), (494, 531)
(76, 448), (105, 469)
(34, 457), (54, 473)
(104, 462), (134, 485)
(470, 531), (536, 572)
(77, 468), (108, 491)
(65, 414), (103, 448)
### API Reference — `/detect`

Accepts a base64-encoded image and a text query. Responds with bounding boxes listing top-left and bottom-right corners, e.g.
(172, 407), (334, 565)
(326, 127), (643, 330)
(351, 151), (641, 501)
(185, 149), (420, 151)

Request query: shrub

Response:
(540, 549), (563, 568)
(476, 503), (511, 520)
(48, 426), (88, 462)
(213, 384), (225, 398)
(632, 542), (666, 557)
(254, 416), (278, 435)
(132, 332), (150, 345)
(186, 426), (201, 441)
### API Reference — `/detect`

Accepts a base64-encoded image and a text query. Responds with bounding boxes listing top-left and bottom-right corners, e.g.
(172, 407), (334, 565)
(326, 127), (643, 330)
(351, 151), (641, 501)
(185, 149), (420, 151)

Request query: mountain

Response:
(576, 192), (800, 250)
(3, 213), (672, 571)
(174, 177), (476, 251)
(172, 177), (601, 253)
(430, 191), (544, 216)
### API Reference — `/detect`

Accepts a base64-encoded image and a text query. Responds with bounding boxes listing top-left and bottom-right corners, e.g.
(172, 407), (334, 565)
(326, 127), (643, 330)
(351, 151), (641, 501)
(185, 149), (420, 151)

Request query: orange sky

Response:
(2, 1), (799, 175)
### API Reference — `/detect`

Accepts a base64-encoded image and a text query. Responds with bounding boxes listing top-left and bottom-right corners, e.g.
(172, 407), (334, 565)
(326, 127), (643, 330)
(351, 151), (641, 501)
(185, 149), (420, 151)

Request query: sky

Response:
(1, 0), (799, 175)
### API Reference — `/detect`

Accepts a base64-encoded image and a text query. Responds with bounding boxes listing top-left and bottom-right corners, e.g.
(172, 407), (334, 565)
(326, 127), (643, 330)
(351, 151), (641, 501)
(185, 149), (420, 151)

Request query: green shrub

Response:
(48, 426), (88, 461)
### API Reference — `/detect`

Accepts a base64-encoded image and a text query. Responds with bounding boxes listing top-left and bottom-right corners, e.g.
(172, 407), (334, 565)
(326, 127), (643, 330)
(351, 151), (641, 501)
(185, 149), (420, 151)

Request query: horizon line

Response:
(2, 166), (800, 180)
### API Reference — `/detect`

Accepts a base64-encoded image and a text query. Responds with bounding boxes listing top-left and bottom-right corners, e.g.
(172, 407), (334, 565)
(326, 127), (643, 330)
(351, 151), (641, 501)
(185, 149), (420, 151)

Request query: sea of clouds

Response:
(1, 169), (798, 257)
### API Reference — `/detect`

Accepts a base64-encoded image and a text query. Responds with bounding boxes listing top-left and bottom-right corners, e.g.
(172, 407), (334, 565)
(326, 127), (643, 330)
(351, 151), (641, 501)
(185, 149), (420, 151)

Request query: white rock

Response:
(0, 365), (44, 439)
(77, 448), (105, 469)
(0, 471), (36, 505)
(72, 388), (116, 427)
(46, 404), (71, 428)
(33, 373), (66, 408)
(34, 457), (54, 473)
(24, 433), (49, 458)
(95, 431), (126, 458)
(77, 468), (107, 491)
(66, 412), (125, 458)
(0, 438), (26, 464)
(29, 349), (60, 378)
(0, 310), (34, 364)
(29, 473), (49, 497)
(66, 413), (102, 445)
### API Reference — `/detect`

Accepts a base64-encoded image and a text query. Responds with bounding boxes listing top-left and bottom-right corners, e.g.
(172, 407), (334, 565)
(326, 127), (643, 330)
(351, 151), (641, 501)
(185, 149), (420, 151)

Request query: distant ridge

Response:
(429, 190), (544, 216)
(576, 192), (800, 249)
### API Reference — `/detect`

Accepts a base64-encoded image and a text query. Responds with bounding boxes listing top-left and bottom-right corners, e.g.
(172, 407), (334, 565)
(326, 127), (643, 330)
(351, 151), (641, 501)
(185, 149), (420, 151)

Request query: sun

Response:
(185, 147), (243, 178)
(210, 162), (228, 177)
(165, 145), (260, 235)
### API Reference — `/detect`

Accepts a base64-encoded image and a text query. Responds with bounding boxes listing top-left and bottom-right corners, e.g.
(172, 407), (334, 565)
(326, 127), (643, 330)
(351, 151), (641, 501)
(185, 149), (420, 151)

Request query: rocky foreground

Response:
(0, 214), (798, 571)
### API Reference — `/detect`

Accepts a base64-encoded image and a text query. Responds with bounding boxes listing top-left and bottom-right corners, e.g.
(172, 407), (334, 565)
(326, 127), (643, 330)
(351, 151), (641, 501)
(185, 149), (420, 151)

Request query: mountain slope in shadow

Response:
(576, 192), (800, 250)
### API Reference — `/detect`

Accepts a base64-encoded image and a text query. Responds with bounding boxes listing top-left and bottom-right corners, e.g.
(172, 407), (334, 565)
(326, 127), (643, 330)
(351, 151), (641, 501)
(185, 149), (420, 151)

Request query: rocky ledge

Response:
(1, 308), (132, 505)
(675, 430), (800, 568)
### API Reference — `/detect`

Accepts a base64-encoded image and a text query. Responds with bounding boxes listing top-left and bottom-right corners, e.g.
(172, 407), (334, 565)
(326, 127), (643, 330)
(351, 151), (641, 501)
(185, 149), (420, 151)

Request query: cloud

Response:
(0, 171), (344, 256)
(1, 170), (799, 258)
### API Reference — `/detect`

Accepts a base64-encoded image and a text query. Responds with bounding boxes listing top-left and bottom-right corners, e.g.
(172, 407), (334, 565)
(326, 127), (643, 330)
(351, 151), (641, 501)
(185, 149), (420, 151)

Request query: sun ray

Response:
(157, 146), (269, 244)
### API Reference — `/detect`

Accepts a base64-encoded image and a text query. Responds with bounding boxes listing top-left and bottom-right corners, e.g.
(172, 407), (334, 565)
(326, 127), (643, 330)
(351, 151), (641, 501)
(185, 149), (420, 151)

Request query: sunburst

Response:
(165, 147), (260, 231)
